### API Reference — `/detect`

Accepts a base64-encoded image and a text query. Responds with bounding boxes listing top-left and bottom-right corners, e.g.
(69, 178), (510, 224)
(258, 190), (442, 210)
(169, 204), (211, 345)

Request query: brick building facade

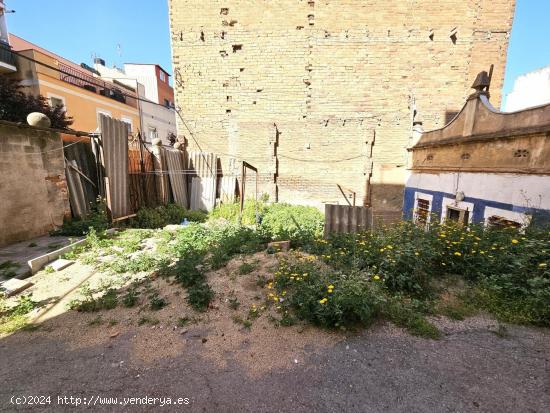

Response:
(168, 0), (515, 210)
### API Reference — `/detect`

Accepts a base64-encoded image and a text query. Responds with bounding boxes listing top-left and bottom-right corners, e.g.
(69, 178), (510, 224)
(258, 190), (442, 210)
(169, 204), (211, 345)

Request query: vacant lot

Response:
(1, 203), (549, 412)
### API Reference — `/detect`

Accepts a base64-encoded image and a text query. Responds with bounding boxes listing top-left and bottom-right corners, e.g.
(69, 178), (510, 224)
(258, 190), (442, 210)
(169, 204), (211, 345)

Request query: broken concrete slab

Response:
(49, 259), (75, 272)
(0, 278), (33, 297)
(28, 238), (87, 275)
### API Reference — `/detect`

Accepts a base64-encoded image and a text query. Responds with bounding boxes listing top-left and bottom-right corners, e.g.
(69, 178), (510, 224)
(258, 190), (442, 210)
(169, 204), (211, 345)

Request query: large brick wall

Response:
(169, 0), (515, 210)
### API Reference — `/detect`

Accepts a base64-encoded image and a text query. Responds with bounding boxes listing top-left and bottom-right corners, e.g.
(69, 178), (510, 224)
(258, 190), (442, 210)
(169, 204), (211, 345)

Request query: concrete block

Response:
(28, 238), (87, 274)
(1, 278), (33, 297)
(49, 259), (74, 272)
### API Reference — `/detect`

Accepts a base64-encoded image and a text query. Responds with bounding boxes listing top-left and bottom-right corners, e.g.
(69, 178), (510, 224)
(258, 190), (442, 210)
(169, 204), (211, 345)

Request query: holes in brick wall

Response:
(426, 154), (434, 161)
(200, 31), (205, 42)
(220, 50), (228, 57)
(252, 101), (257, 105)
(429, 29), (434, 41)
(232, 44), (242, 53)
(226, 109), (232, 113)
(256, 88), (263, 93)
(226, 96), (232, 102)
(308, 14), (315, 26)
(296, 25), (304, 30)
(460, 153), (471, 160)
(514, 149), (529, 158)
(220, 8), (229, 15)
(229, 20), (237, 27)
(221, 31), (226, 39)
(450, 28), (457, 44)
(308, 1), (315, 7)
(239, 68), (245, 72)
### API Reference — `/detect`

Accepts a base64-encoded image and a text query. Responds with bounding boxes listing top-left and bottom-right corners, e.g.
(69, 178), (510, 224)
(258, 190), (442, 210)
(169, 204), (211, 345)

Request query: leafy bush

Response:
(149, 293), (168, 310)
(133, 204), (207, 229)
(0, 75), (73, 129)
(53, 198), (109, 236)
(261, 203), (323, 245)
(69, 286), (118, 312)
(209, 199), (267, 225)
(270, 255), (438, 336)
(187, 283), (214, 312)
(306, 220), (550, 326)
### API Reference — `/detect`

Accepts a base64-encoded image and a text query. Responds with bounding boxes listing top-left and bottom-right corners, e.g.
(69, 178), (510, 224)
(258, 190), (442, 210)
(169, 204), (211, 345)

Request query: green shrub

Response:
(273, 258), (382, 328)
(210, 199), (267, 225)
(69, 285), (118, 312)
(271, 255), (438, 335)
(187, 283), (214, 311)
(121, 289), (139, 308)
(261, 203), (323, 245)
(53, 198), (109, 236)
(133, 204), (207, 229)
(306, 219), (550, 327)
(149, 293), (168, 310)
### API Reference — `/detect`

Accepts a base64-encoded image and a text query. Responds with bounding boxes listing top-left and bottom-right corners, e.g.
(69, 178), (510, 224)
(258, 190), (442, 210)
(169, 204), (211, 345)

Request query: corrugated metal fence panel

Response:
(189, 151), (217, 178)
(65, 160), (88, 218)
(163, 147), (188, 208)
(63, 140), (98, 214)
(99, 115), (131, 219)
(220, 176), (236, 203)
(324, 205), (371, 237)
(189, 152), (217, 211)
(190, 176), (216, 211)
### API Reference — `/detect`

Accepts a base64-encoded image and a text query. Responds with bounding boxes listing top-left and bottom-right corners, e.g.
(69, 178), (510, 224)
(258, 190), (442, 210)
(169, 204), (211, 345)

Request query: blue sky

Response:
(6, 0), (550, 107)
(7, 0), (173, 80)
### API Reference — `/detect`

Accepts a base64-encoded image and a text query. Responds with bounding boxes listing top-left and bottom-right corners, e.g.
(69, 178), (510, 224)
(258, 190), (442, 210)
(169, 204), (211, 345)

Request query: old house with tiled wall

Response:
(404, 73), (550, 228)
(169, 0), (515, 210)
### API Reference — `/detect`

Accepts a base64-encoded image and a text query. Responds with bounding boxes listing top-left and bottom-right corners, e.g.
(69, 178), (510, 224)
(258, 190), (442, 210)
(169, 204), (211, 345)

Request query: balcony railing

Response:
(0, 42), (16, 68)
(57, 62), (137, 108)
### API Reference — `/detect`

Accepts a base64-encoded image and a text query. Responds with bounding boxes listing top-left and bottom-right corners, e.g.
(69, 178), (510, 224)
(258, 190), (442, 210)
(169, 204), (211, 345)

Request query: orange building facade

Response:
(9, 34), (140, 133)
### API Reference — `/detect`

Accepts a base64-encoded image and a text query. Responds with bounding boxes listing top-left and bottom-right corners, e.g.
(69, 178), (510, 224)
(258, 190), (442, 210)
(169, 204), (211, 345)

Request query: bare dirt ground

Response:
(1, 252), (549, 412)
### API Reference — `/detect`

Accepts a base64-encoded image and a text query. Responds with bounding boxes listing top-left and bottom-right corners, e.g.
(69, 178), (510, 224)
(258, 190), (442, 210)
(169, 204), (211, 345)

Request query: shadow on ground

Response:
(0, 305), (548, 412)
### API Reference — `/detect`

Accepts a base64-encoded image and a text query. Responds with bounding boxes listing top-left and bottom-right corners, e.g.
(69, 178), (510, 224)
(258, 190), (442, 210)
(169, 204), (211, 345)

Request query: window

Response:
(164, 99), (170, 108)
(159, 71), (166, 82)
(415, 198), (430, 227)
(487, 216), (522, 230)
(446, 206), (470, 226)
(47, 94), (65, 111)
(148, 127), (158, 142)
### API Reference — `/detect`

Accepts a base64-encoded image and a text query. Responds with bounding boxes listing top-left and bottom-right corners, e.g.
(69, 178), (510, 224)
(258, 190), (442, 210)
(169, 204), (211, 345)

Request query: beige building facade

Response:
(169, 0), (515, 210)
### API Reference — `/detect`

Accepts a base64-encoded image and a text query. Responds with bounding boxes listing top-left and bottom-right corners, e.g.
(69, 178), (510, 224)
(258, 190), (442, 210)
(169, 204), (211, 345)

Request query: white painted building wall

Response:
(94, 61), (176, 144)
(124, 64), (159, 104)
(406, 172), (550, 225)
(407, 172), (550, 209)
(505, 66), (550, 112)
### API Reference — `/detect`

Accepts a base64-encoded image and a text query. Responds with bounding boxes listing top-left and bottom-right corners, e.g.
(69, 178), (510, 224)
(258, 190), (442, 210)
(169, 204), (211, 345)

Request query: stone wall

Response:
(169, 0), (515, 210)
(0, 121), (70, 247)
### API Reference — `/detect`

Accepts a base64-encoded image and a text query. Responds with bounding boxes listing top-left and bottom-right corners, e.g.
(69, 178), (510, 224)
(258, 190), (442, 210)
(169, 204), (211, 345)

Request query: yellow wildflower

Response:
(539, 263), (547, 268)
(319, 298), (328, 304)
(373, 275), (380, 281)
(511, 239), (519, 244)
(454, 252), (462, 256)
